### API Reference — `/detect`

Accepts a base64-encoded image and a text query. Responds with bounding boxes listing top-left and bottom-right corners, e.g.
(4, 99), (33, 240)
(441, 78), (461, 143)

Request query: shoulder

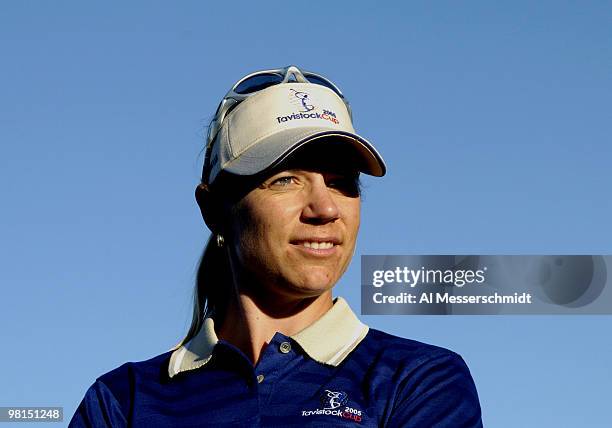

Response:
(70, 351), (174, 427)
(92, 351), (173, 416)
(353, 329), (482, 427)
(357, 328), (478, 390)
(356, 327), (466, 369)
(97, 350), (173, 386)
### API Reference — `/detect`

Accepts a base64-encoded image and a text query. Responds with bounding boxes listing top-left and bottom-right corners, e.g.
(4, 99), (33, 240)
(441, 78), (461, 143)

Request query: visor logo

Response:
(290, 89), (315, 112)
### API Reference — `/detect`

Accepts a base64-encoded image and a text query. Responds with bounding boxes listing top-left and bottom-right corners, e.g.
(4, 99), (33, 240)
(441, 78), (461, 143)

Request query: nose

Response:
(301, 176), (340, 224)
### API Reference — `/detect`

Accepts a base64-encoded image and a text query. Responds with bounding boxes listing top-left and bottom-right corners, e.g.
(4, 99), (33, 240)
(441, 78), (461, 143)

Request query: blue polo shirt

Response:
(70, 297), (482, 427)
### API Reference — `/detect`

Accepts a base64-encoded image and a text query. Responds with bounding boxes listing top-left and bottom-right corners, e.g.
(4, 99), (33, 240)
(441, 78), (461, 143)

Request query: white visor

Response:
(207, 83), (386, 185)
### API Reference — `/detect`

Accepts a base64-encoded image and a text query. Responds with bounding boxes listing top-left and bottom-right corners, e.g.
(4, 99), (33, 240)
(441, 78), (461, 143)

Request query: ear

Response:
(195, 184), (222, 233)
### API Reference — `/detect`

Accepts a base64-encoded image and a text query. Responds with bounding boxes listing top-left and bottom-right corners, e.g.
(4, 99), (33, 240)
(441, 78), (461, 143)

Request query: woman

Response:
(70, 66), (482, 427)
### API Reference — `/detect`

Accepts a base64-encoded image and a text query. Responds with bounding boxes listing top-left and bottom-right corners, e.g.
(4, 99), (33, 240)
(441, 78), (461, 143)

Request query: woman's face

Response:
(226, 164), (361, 301)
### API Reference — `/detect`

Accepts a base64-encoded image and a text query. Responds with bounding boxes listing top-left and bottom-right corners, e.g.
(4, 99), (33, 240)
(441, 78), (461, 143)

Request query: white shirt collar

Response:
(168, 297), (369, 378)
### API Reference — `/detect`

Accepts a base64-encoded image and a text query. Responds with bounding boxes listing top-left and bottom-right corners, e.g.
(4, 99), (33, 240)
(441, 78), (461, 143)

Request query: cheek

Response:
(231, 208), (263, 259)
(343, 201), (361, 240)
(230, 201), (287, 267)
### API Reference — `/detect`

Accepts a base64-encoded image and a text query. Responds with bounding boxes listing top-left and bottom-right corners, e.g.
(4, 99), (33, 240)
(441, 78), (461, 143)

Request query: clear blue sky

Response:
(1, 1), (611, 426)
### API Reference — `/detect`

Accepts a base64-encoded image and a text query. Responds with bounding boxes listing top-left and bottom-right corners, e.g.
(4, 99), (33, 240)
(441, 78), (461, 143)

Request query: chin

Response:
(292, 273), (338, 295)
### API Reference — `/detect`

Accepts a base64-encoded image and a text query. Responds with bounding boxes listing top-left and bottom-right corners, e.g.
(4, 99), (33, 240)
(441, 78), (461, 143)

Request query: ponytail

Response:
(172, 234), (232, 349)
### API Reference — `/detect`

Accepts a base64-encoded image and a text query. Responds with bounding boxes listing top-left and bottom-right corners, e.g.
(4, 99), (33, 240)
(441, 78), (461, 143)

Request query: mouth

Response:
(290, 238), (341, 255)
(300, 241), (335, 250)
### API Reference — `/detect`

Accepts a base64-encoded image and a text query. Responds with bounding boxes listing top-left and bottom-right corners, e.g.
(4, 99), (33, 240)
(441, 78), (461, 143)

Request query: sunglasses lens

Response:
(304, 74), (342, 96)
(234, 73), (284, 94)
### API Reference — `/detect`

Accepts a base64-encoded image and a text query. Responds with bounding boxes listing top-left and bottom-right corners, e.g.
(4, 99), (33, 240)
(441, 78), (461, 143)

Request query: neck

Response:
(217, 290), (333, 366)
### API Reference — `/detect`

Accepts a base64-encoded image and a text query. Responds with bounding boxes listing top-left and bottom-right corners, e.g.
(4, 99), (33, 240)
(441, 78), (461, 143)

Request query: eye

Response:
(327, 176), (360, 196)
(269, 175), (296, 187)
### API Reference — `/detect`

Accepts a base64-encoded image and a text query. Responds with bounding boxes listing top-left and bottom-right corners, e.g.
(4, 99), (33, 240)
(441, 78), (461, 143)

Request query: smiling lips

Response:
(302, 241), (334, 249)
(291, 238), (340, 252)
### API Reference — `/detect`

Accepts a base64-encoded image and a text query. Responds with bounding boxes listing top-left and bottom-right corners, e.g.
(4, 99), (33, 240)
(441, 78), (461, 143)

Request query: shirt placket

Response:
(214, 341), (263, 426)
(254, 333), (299, 409)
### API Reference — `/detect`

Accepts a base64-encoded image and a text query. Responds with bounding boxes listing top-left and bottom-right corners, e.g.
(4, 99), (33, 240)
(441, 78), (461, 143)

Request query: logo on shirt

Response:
(301, 389), (363, 423)
(321, 389), (348, 409)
